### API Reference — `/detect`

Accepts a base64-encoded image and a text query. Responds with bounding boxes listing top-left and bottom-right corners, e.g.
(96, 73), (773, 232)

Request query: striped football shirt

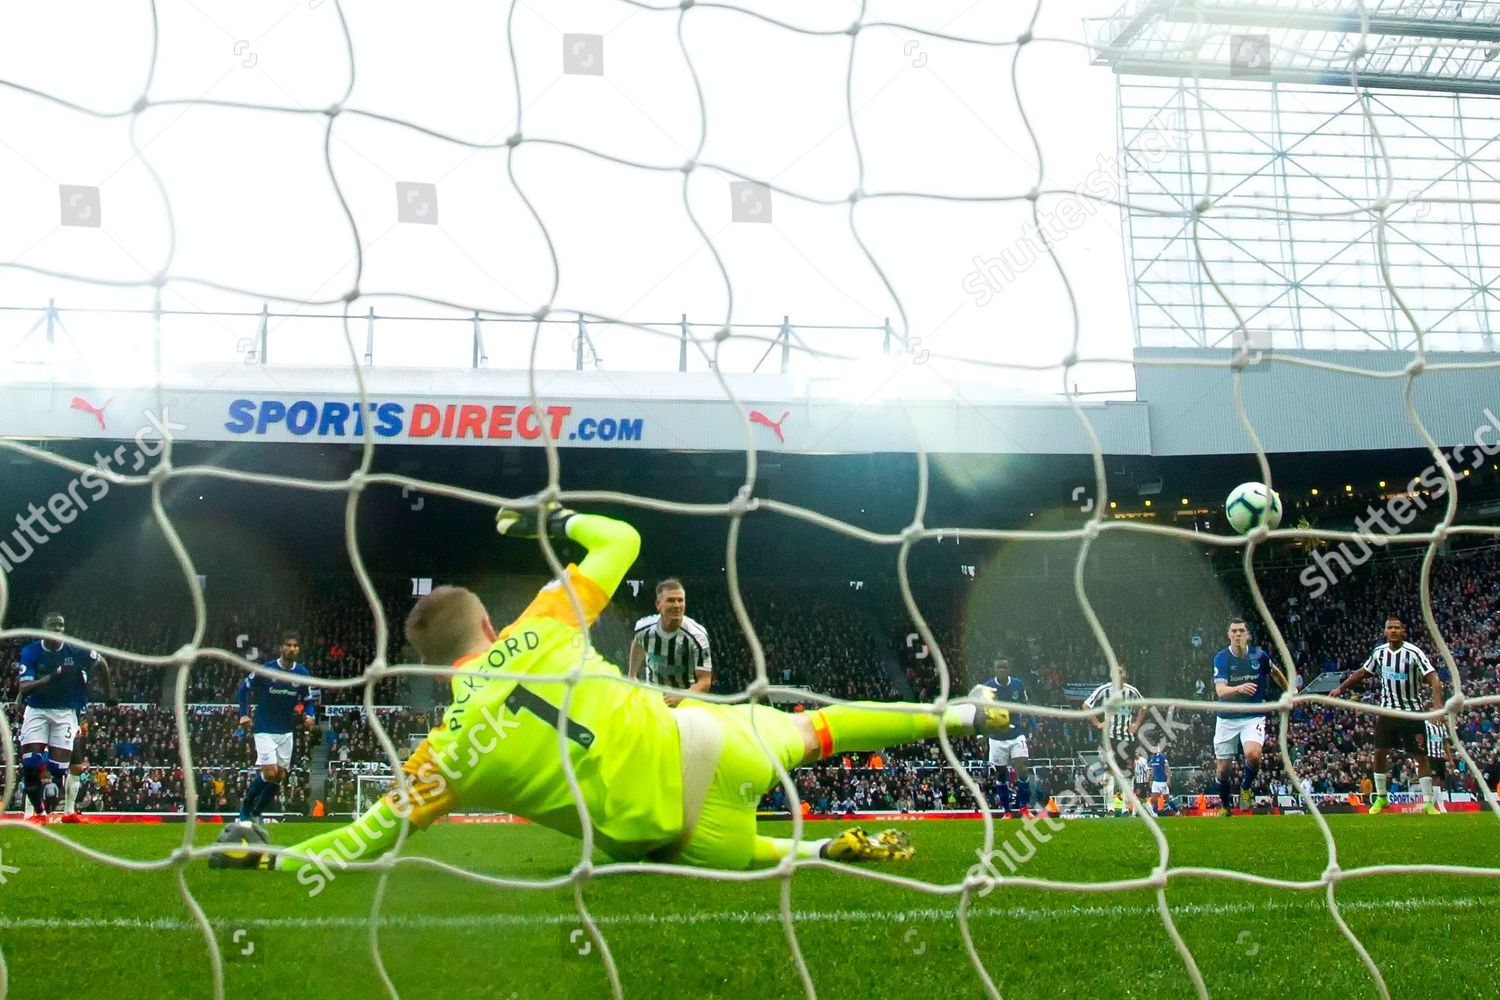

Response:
(1083, 681), (1143, 741)
(632, 614), (712, 690)
(1360, 642), (1435, 713)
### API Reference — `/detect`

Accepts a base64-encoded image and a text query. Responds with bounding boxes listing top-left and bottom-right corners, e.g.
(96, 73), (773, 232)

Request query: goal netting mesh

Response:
(2, 2), (1500, 998)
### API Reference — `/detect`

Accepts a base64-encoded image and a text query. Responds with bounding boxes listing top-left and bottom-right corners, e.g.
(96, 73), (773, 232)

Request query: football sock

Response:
(1218, 777), (1235, 811)
(1017, 778), (1031, 811)
(64, 772), (80, 813)
(808, 703), (976, 759)
(21, 752), (45, 814)
(1419, 776), (1434, 804)
(754, 837), (828, 864)
(254, 779), (281, 816)
(240, 774), (267, 821)
(995, 781), (1011, 813)
(1374, 772), (1388, 797)
(1242, 763), (1259, 794)
(46, 762), (67, 811)
(277, 797), (408, 875)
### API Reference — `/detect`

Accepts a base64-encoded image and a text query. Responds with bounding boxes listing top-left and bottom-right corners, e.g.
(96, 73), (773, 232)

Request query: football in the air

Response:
(209, 822), (270, 869)
(1225, 482), (1283, 534)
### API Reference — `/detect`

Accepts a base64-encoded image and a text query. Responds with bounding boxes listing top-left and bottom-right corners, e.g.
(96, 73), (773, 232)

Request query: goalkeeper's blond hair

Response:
(405, 585), (488, 665)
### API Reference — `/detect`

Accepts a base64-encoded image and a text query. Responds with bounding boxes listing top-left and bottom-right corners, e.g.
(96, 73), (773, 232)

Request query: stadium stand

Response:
(8, 536), (1500, 814)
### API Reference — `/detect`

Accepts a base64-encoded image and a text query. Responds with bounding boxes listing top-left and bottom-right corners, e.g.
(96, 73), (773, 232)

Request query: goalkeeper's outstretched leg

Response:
(670, 692), (1010, 869)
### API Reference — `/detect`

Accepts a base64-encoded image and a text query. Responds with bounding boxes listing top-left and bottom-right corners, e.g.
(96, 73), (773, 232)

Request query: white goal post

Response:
(352, 774), (398, 819)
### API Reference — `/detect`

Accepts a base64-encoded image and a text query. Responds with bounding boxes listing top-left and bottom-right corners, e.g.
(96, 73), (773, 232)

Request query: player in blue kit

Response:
(1148, 749), (1171, 814)
(236, 632), (315, 822)
(1213, 619), (1290, 815)
(981, 659), (1033, 817)
(14, 612), (115, 823)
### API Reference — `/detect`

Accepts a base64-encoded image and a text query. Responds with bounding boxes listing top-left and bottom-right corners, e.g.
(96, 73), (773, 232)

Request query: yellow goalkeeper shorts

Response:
(668, 700), (807, 870)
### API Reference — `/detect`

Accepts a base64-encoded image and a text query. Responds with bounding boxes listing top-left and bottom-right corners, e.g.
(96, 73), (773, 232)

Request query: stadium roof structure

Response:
(1088, 0), (1500, 354)
(1090, 0), (1500, 96)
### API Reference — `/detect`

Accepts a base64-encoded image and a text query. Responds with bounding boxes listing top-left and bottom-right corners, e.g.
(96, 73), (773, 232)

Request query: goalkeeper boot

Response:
(870, 828), (915, 861)
(821, 827), (914, 862)
(967, 686), (1012, 738)
(1369, 796), (1390, 815)
(209, 822), (273, 870)
(496, 501), (576, 540)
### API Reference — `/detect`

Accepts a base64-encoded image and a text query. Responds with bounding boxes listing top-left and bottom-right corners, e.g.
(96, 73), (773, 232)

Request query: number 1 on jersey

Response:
(503, 684), (596, 749)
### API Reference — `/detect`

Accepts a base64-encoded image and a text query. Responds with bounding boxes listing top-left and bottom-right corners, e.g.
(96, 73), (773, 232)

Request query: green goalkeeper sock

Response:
(276, 797), (408, 885)
(808, 702), (975, 759)
(566, 513), (640, 596)
(752, 836), (829, 865)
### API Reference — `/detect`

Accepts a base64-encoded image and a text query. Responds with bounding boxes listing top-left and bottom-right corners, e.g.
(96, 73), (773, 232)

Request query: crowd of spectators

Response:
(677, 587), (901, 702)
(325, 707), (434, 764)
(4, 705), (316, 771)
(7, 539), (1500, 815)
(5, 763), (313, 815)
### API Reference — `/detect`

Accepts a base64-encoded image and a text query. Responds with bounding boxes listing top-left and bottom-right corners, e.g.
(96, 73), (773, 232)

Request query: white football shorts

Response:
(1213, 715), (1267, 760)
(254, 731), (294, 769)
(19, 707), (79, 751)
(1150, 780), (1170, 795)
(987, 736), (1029, 767)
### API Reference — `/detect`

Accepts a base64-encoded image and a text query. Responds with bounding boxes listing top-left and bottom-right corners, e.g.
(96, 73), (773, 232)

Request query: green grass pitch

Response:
(1, 815), (1497, 998)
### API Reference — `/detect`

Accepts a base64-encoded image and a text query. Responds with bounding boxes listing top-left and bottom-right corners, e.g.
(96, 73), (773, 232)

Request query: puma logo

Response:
(70, 395), (112, 430)
(748, 409), (789, 443)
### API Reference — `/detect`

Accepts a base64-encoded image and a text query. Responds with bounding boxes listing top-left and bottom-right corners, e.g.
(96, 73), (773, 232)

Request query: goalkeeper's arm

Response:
(498, 505), (640, 613)
(562, 511), (640, 598)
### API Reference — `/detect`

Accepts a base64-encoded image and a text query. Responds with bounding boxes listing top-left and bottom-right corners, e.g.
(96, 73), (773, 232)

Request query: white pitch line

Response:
(0, 895), (1496, 933)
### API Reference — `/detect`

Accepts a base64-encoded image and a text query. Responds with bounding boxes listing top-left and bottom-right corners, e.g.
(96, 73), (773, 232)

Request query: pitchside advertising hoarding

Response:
(0, 366), (1149, 455)
(1277, 792), (1481, 813)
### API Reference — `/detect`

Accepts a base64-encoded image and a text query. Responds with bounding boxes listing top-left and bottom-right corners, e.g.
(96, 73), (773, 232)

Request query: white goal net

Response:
(2, 2), (1500, 999)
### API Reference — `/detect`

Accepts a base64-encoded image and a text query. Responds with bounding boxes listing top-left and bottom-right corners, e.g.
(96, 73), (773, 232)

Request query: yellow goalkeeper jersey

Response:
(396, 566), (685, 861)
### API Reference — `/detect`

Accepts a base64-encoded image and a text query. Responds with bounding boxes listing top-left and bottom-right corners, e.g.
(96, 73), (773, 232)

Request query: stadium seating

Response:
(6, 540), (1500, 813)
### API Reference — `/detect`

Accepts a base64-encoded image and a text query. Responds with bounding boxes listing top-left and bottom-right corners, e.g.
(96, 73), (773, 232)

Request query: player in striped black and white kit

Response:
(1083, 668), (1145, 813)
(1421, 658), (1459, 812)
(1329, 617), (1444, 815)
(1425, 716), (1455, 812)
(629, 578), (712, 707)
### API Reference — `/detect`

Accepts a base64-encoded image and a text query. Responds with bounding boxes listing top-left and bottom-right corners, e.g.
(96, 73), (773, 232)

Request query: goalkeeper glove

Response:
(496, 502), (576, 540)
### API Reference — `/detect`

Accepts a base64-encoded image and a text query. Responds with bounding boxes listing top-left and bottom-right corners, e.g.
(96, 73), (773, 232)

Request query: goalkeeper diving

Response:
(214, 507), (1012, 877)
